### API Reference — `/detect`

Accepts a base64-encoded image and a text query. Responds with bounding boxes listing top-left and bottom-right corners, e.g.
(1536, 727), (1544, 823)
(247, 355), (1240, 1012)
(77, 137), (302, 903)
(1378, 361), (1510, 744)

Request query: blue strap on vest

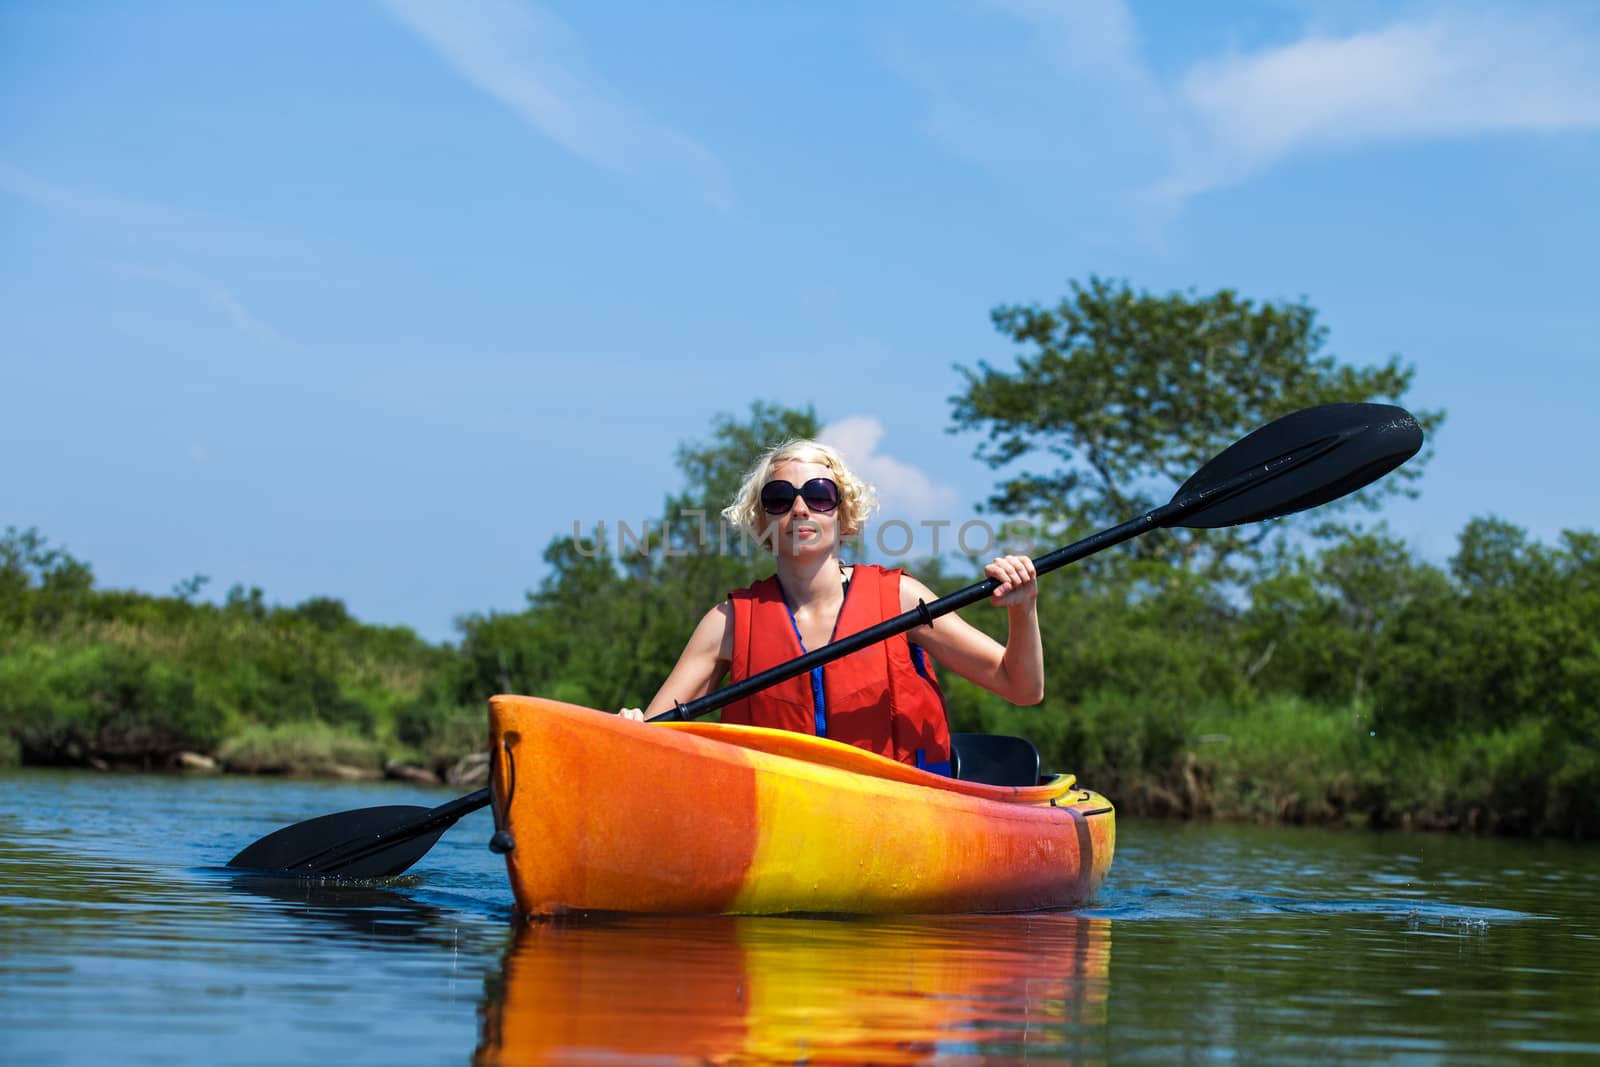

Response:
(779, 596), (828, 738)
(908, 645), (952, 775)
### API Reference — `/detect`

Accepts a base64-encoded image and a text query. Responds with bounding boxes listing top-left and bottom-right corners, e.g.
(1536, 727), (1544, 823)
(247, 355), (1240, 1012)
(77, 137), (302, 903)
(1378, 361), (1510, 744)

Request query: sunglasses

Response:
(760, 477), (841, 516)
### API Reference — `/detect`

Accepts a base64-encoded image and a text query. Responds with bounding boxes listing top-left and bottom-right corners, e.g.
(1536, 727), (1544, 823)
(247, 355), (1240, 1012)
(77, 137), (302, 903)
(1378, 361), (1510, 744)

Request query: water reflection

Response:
(11, 770), (1599, 1066)
(475, 913), (1111, 1065)
(220, 873), (460, 947)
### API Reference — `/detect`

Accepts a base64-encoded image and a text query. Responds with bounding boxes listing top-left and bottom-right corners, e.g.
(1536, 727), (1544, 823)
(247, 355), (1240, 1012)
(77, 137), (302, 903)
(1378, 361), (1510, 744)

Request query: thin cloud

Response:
(111, 263), (293, 348)
(1, 163), (300, 345)
(986, 0), (1166, 115)
(0, 163), (318, 271)
(0, 161), (314, 261)
(0, 162), (185, 229)
(383, 0), (734, 210)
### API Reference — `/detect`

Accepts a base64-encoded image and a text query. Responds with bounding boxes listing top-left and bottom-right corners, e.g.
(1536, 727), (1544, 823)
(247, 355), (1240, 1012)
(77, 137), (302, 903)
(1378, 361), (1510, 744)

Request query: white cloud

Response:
(1162, 9), (1600, 205)
(913, 3), (1600, 219)
(819, 415), (962, 527)
(383, 0), (733, 210)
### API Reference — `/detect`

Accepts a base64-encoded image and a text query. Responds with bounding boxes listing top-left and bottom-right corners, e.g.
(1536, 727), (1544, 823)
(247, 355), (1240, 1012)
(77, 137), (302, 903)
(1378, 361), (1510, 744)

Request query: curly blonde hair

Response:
(722, 439), (878, 548)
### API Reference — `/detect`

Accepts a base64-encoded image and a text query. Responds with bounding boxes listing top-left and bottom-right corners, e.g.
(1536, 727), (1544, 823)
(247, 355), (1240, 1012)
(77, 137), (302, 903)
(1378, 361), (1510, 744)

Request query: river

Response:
(2, 768), (1596, 1064)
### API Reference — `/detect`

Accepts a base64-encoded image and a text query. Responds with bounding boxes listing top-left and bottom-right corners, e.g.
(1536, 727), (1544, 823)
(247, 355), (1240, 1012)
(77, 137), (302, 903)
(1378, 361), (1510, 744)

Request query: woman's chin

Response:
(780, 532), (832, 556)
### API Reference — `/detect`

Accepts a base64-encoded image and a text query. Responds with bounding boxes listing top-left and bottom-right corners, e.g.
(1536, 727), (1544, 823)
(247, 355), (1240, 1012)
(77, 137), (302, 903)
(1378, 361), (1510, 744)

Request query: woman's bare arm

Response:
(900, 556), (1043, 705)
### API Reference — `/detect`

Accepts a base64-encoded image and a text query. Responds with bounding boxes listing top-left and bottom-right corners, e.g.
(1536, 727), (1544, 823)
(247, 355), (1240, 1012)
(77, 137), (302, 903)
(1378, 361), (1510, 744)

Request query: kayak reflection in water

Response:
(474, 913), (1111, 1066)
(619, 439), (1042, 776)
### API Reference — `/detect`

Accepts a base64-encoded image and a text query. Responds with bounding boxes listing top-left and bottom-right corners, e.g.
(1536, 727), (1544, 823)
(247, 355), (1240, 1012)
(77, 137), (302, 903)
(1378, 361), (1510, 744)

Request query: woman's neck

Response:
(773, 551), (849, 607)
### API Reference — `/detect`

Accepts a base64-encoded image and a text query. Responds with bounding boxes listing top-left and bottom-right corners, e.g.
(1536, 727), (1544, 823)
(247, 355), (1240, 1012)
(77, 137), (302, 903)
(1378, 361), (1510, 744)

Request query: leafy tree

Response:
(950, 276), (1444, 578)
(224, 583), (268, 621)
(293, 596), (353, 631)
(172, 574), (211, 602)
(0, 526), (94, 631)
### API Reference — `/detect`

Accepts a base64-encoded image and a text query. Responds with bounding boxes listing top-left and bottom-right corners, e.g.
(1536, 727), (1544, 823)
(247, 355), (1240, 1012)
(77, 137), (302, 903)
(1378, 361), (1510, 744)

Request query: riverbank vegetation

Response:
(3, 280), (1593, 837)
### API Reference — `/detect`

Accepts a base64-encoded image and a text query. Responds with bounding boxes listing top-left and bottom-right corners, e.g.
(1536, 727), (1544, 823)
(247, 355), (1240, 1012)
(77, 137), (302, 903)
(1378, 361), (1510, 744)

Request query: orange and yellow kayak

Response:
(488, 695), (1114, 917)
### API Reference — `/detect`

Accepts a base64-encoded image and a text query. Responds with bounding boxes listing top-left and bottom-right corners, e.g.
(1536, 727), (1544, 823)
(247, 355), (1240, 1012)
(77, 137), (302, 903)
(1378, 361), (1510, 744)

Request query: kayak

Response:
(487, 694), (1115, 916)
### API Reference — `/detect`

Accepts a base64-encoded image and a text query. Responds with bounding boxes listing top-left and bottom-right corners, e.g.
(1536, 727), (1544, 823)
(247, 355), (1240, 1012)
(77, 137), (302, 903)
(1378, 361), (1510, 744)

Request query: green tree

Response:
(950, 277), (1444, 578)
(0, 526), (94, 631)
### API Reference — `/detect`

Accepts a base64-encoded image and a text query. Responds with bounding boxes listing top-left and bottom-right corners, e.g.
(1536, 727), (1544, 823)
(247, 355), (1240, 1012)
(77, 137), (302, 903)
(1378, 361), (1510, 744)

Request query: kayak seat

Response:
(949, 733), (1041, 786)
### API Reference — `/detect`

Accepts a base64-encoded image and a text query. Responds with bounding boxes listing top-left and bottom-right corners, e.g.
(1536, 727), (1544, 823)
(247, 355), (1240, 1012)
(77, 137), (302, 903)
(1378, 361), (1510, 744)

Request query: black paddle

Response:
(226, 401), (1422, 878)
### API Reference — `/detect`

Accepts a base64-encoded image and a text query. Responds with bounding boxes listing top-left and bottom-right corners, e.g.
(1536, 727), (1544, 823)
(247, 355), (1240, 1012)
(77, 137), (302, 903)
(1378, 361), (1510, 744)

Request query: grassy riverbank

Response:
(0, 541), (486, 784)
(965, 690), (1595, 836)
(3, 514), (1595, 838)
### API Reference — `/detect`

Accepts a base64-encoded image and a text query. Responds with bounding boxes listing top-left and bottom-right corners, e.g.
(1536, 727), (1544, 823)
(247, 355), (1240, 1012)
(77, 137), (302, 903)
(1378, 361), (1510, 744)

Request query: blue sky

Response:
(3, 0), (1596, 642)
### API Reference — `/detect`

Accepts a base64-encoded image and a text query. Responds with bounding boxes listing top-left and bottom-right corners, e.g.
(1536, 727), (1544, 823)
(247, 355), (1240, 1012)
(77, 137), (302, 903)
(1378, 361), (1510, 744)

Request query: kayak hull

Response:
(488, 694), (1115, 917)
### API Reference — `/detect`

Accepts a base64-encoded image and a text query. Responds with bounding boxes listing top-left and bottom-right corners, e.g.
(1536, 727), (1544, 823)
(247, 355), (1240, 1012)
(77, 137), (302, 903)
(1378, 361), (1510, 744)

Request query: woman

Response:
(620, 439), (1041, 776)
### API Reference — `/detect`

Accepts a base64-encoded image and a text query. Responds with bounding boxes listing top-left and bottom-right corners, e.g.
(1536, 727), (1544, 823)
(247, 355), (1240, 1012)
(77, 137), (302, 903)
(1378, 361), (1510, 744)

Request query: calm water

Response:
(2, 768), (1597, 1065)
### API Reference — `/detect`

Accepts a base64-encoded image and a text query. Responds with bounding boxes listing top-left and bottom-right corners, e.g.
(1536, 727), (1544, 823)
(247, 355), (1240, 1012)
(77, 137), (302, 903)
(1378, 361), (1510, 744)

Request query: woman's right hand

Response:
(618, 707), (646, 722)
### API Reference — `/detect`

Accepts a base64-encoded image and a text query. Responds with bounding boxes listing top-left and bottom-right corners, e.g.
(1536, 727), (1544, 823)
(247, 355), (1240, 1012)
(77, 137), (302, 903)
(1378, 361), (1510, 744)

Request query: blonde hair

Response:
(722, 439), (878, 548)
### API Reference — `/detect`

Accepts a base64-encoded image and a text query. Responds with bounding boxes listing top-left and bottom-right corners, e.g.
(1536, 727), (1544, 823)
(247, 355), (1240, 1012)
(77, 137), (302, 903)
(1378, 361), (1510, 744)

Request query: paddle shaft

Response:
(655, 429), (1340, 722)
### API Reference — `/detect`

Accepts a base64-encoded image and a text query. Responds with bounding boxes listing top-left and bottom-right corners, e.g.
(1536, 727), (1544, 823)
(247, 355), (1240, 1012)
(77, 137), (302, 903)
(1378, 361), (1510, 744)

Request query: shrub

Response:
(0, 641), (224, 765)
(216, 721), (385, 775)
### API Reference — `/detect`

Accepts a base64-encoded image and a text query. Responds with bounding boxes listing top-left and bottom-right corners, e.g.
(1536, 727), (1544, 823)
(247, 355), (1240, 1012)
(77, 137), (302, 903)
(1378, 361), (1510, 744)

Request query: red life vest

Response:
(723, 564), (952, 773)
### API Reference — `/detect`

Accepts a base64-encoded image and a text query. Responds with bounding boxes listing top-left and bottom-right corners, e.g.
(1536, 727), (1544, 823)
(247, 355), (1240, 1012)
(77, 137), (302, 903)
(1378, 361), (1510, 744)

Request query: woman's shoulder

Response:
(848, 562), (911, 582)
(688, 600), (735, 648)
(893, 568), (939, 607)
(727, 573), (782, 601)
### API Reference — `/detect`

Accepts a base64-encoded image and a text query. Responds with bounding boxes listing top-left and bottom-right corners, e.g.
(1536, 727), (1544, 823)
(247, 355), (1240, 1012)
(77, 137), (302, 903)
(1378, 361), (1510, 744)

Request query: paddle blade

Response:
(227, 804), (445, 879)
(1170, 403), (1422, 529)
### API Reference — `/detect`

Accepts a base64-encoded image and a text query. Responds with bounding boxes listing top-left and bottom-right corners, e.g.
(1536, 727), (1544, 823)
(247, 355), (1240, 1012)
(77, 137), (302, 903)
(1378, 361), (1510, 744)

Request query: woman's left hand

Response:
(985, 554), (1038, 607)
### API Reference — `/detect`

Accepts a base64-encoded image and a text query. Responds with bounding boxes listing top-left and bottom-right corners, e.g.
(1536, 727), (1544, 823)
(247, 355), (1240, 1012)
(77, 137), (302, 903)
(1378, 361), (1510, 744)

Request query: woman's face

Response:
(762, 459), (838, 557)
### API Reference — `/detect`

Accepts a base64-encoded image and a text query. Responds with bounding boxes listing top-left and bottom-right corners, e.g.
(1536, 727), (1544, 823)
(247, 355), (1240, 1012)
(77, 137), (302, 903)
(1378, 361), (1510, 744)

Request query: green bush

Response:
(420, 710), (489, 774)
(390, 699), (487, 772)
(1189, 697), (1368, 824)
(216, 721), (385, 775)
(0, 641), (224, 765)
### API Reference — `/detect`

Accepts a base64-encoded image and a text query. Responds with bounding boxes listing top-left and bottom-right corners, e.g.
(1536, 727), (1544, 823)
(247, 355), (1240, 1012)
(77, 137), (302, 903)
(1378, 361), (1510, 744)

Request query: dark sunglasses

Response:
(760, 477), (841, 515)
